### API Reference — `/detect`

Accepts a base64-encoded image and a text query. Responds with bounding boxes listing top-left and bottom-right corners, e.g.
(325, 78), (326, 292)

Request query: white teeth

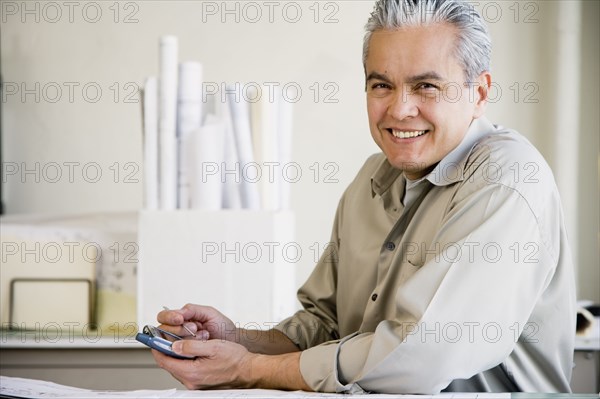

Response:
(391, 130), (427, 139)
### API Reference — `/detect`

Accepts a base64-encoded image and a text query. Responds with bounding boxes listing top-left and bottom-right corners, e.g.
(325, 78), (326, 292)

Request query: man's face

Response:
(365, 23), (489, 179)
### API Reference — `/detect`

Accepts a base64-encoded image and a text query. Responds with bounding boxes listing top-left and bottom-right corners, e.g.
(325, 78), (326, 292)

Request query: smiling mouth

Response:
(387, 129), (429, 139)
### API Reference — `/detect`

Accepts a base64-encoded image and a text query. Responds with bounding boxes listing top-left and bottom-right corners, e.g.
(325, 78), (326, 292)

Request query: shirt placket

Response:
(361, 183), (433, 330)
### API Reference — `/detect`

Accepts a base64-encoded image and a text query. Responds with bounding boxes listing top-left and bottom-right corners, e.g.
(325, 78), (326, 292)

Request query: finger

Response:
(172, 338), (219, 358)
(151, 349), (195, 387)
(193, 329), (210, 340)
(157, 308), (186, 325)
(161, 321), (200, 338)
(152, 348), (183, 370)
(152, 348), (208, 390)
(155, 324), (186, 340)
(182, 321), (200, 337)
(158, 304), (212, 326)
(181, 303), (222, 322)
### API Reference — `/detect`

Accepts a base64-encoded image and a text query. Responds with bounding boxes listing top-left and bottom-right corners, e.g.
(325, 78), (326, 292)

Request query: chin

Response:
(388, 157), (432, 176)
(385, 153), (420, 169)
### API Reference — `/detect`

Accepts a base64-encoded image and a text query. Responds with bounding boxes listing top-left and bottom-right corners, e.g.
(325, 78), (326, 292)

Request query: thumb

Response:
(172, 339), (218, 358)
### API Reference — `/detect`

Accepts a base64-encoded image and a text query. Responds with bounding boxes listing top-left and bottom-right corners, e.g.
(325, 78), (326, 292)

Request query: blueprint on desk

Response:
(0, 375), (512, 399)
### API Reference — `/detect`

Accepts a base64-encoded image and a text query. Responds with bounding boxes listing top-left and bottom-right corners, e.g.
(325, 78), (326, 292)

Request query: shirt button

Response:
(371, 293), (378, 301)
(385, 242), (396, 251)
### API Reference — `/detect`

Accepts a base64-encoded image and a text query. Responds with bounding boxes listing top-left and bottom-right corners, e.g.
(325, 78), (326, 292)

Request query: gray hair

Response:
(363, 0), (491, 83)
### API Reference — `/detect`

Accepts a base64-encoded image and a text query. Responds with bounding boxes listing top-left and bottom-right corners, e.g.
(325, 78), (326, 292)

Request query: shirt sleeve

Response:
(298, 175), (564, 393)
(274, 192), (345, 350)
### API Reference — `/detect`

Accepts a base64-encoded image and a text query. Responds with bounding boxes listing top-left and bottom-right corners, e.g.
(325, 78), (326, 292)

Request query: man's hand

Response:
(152, 339), (253, 389)
(153, 303), (310, 390)
(152, 339), (311, 391)
(156, 303), (301, 355)
(157, 304), (237, 341)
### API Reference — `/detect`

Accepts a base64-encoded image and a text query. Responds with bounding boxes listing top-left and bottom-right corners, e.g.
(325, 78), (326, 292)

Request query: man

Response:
(152, 0), (576, 393)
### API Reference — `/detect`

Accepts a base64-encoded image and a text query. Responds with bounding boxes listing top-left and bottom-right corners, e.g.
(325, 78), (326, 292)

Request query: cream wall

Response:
(1, 1), (598, 302)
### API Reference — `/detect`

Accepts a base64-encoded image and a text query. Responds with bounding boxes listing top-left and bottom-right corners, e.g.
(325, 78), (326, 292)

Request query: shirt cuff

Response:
(299, 332), (366, 393)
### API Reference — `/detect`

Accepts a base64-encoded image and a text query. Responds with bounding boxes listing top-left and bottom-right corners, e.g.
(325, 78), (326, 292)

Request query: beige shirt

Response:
(275, 116), (576, 394)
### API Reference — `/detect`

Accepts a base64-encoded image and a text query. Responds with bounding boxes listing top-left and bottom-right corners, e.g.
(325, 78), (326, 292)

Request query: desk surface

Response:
(1, 376), (598, 399)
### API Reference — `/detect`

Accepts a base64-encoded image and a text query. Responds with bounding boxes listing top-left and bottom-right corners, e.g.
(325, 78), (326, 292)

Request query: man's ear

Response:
(473, 71), (492, 118)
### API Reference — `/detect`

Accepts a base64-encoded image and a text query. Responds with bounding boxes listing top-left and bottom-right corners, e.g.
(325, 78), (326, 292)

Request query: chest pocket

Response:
(398, 186), (455, 272)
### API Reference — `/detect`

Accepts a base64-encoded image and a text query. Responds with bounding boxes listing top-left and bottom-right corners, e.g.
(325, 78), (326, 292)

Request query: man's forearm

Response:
(238, 329), (312, 390)
(248, 351), (312, 391)
(237, 328), (301, 355)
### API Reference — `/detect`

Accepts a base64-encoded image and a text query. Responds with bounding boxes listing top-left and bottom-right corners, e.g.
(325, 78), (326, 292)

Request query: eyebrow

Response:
(365, 70), (446, 84)
(365, 71), (391, 83)
(405, 71), (446, 83)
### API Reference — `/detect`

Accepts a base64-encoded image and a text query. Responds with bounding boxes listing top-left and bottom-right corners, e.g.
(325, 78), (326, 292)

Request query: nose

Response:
(387, 90), (419, 120)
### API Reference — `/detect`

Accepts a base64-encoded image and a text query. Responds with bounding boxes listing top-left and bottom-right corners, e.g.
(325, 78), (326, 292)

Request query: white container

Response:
(137, 210), (297, 329)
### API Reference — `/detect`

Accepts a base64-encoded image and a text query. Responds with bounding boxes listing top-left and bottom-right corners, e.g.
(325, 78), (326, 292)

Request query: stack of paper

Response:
(0, 376), (514, 398)
(142, 36), (293, 211)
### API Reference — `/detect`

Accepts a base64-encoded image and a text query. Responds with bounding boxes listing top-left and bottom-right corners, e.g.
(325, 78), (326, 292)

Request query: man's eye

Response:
(370, 82), (391, 90)
(415, 82), (439, 90)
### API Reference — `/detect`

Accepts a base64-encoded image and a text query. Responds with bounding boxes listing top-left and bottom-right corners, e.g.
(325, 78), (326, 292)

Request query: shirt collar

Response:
(425, 116), (496, 186)
(371, 157), (403, 198)
(370, 116), (496, 196)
